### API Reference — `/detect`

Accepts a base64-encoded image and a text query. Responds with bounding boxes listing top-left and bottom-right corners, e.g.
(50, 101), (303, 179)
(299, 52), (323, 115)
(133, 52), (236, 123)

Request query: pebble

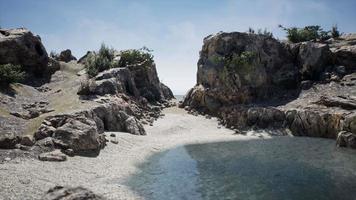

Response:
(4, 157), (11, 161)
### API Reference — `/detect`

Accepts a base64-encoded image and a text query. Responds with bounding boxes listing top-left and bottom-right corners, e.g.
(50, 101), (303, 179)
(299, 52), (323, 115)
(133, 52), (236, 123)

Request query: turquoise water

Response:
(125, 137), (356, 200)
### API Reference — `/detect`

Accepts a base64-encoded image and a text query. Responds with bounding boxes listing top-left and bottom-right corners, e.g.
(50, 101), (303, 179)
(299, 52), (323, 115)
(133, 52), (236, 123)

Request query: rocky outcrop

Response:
(77, 62), (174, 102)
(298, 42), (332, 80)
(42, 186), (105, 200)
(77, 51), (95, 64)
(33, 100), (145, 156)
(329, 34), (356, 72)
(0, 133), (20, 149)
(193, 32), (298, 108)
(183, 31), (356, 148)
(57, 49), (77, 62)
(0, 28), (48, 75)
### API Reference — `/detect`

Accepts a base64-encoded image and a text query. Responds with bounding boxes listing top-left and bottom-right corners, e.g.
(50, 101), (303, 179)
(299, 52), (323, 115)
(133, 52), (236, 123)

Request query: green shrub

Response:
(117, 46), (154, 68)
(0, 64), (25, 86)
(85, 44), (154, 77)
(85, 43), (116, 77)
(278, 25), (340, 43)
(248, 28), (273, 38)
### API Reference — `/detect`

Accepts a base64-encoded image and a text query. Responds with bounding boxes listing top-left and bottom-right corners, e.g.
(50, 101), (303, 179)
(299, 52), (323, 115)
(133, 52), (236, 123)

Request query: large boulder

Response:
(330, 34), (356, 73)
(57, 49), (77, 62)
(127, 61), (170, 102)
(33, 102), (146, 156)
(42, 186), (105, 200)
(0, 133), (20, 149)
(297, 41), (332, 80)
(0, 28), (48, 75)
(77, 64), (174, 102)
(336, 131), (356, 149)
(184, 32), (298, 111)
(77, 68), (139, 96)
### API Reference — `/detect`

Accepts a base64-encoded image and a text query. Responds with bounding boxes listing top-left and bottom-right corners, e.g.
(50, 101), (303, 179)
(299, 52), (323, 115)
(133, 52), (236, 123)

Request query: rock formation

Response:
(42, 186), (105, 200)
(0, 28), (174, 160)
(0, 28), (49, 75)
(182, 32), (356, 148)
(56, 49), (77, 62)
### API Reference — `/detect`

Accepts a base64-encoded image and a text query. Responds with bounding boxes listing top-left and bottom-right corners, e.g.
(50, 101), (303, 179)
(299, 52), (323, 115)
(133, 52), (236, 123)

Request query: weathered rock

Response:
(183, 31), (356, 148)
(298, 41), (332, 80)
(125, 116), (146, 135)
(77, 55), (174, 102)
(20, 135), (34, 146)
(0, 133), (20, 149)
(77, 68), (139, 97)
(0, 28), (48, 75)
(42, 186), (105, 200)
(38, 150), (67, 162)
(316, 96), (356, 110)
(57, 49), (77, 62)
(285, 110), (343, 138)
(33, 102), (146, 155)
(160, 83), (174, 100)
(330, 34), (356, 72)
(52, 116), (106, 153)
(185, 32), (298, 109)
(78, 51), (95, 64)
(336, 131), (356, 149)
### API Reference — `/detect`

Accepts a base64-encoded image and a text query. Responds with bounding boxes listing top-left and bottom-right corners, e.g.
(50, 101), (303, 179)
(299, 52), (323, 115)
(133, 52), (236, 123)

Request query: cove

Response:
(124, 137), (356, 200)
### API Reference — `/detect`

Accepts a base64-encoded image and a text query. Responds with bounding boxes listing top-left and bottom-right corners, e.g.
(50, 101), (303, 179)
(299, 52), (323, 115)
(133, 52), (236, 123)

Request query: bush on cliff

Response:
(117, 46), (154, 68)
(86, 44), (115, 77)
(279, 25), (340, 43)
(0, 64), (25, 86)
(85, 45), (154, 77)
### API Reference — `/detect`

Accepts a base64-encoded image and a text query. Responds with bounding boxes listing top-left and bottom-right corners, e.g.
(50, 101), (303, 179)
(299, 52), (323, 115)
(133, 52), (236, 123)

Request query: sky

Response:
(1, 0), (356, 94)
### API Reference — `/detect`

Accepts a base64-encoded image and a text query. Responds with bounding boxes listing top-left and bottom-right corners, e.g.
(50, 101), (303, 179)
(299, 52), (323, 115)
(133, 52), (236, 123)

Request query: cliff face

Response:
(183, 32), (356, 148)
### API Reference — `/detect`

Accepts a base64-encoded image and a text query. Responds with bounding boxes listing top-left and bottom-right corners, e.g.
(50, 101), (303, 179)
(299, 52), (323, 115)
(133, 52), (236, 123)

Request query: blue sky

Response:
(1, 0), (356, 94)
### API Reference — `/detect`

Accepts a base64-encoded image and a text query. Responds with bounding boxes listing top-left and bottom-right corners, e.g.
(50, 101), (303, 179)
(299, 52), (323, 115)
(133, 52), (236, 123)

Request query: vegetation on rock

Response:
(0, 64), (25, 86)
(117, 46), (154, 68)
(85, 44), (154, 77)
(248, 27), (273, 38)
(279, 24), (340, 43)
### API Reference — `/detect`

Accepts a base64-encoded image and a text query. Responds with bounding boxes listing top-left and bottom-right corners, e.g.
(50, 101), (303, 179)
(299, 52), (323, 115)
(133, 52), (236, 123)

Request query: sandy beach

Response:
(1, 106), (355, 200)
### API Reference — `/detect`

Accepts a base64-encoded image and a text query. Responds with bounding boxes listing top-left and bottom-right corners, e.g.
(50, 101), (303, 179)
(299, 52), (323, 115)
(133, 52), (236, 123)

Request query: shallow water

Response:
(125, 137), (356, 200)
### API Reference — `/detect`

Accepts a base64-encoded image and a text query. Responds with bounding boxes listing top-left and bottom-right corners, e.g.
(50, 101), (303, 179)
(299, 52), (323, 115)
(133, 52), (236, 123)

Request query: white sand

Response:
(0, 106), (338, 200)
(0, 107), (256, 199)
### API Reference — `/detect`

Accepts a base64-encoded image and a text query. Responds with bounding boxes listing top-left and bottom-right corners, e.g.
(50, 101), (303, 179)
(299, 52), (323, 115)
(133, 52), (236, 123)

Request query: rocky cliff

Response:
(182, 32), (356, 148)
(0, 28), (174, 160)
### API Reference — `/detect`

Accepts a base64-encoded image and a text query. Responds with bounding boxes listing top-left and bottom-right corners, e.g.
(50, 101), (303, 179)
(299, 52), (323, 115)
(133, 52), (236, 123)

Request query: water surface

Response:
(125, 137), (356, 200)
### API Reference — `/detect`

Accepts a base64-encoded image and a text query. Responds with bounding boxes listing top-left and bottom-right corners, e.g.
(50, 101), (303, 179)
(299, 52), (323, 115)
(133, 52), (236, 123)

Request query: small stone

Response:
(110, 139), (119, 144)
(4, 157), (11, 161)
(110, 133), (116, 137)
(217, 126), (222, 129)
(38, 150), (67, 162)
(20, 135), (35, 146)
(63, 149), (75, 157)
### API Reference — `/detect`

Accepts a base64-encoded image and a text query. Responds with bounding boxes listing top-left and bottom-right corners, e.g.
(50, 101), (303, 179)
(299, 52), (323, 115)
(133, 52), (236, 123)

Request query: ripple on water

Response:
(124, 137), (356, 200)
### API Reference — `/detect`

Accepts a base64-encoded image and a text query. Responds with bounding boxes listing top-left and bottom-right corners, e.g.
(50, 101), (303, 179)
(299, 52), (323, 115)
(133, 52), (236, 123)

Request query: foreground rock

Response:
(42, 186), (105, 200)
(0, 28), (48, 75)
(183, 31), (356, 148)
(33, 99), (147, 156)
(38, 150), (67, 162)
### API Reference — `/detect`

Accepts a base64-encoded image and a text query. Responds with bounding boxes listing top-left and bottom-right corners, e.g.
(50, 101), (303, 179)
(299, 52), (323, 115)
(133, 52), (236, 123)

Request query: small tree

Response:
(331, 24), (340, 38)
(0, 64), (25, 86)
